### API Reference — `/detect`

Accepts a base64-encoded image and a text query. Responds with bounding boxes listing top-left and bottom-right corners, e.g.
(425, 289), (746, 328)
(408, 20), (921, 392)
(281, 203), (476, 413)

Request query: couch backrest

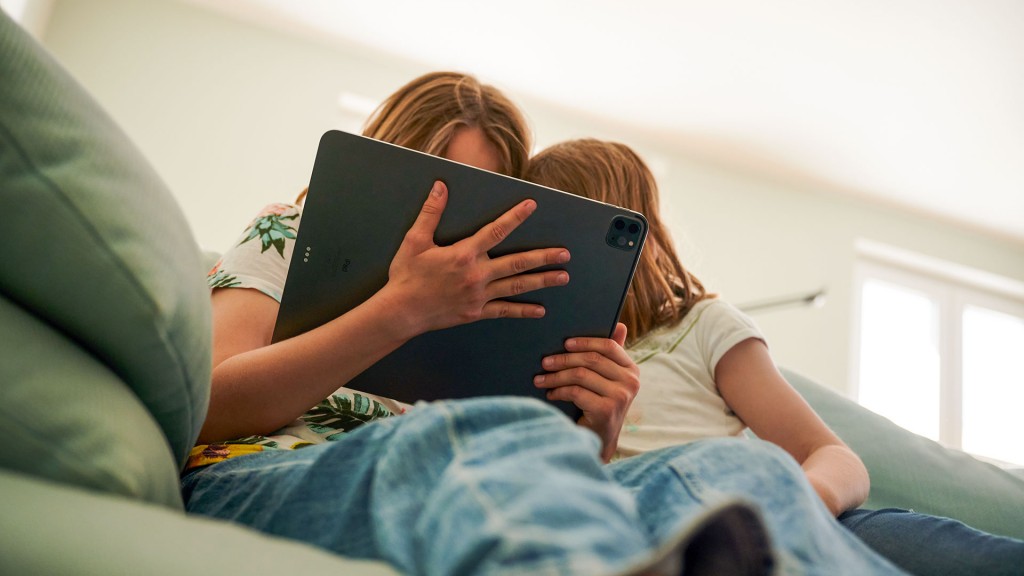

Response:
(0, 11), (211, 508)
(784, 367), (1024, 540)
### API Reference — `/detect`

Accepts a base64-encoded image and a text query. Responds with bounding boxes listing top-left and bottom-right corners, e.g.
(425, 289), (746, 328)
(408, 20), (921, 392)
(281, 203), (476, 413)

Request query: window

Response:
(852, 241), (1024, 466)
(961, 302), (1024, 464)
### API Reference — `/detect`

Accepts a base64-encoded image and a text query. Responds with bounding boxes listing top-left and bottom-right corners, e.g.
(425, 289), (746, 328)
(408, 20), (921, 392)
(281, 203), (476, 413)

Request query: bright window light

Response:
(854, 243), (1024, 467)
(962, 305), (1024, 465)
(857, 279), (940, 440)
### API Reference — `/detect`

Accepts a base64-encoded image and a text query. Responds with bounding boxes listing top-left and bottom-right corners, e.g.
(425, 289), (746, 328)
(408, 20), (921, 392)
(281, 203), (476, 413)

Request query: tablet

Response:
(273, 130), (647, 419)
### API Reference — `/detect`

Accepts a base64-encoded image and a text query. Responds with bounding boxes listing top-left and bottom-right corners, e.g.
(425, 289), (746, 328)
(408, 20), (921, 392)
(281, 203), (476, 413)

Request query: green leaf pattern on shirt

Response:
(304, 393), (394, 439)
(208, 268), (240, 289)
(239, 204), (298, 257)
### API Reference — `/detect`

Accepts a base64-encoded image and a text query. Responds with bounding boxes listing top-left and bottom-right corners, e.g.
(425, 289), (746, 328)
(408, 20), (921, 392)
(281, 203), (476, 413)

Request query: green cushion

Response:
(0, 12), (211, 495)
(783, 367), (1024, 540)
(0, 468), (399, 576)
(0, 295), (183, 507)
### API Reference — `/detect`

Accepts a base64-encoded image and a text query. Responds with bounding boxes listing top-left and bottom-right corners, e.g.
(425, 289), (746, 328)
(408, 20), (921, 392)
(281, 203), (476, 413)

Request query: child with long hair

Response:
(527, 137), (1024, 576)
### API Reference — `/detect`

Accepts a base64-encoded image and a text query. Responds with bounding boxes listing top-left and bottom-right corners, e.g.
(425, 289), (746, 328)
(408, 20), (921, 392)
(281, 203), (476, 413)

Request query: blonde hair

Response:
(297, 71), (531, 203)
(526, 139), (713, 343)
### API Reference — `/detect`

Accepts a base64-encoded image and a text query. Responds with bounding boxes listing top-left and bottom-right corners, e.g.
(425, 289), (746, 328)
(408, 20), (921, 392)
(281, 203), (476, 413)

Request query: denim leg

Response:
(182, 397), (653, 576)
(839, 508), (1024, 576)
(608, 438), (909, 575)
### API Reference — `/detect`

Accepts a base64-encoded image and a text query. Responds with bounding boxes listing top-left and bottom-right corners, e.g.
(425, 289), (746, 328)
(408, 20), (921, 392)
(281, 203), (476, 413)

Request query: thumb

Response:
(612, 322), (628, 347)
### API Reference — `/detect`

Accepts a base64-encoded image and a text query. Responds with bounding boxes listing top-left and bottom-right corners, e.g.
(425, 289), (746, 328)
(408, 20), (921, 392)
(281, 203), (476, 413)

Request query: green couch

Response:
(0, 10), (397, 575)
(1, 9), (1021, 575)
(783, 368), (1024, 540)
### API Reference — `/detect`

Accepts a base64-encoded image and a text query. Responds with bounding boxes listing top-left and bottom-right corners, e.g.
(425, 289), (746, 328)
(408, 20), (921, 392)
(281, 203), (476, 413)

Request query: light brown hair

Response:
(297, 71), (531, 203)
(526, 139), (713, 343)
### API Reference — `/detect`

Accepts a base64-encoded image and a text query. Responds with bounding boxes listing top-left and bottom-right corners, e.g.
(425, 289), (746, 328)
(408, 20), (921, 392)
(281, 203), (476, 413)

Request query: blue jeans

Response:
(839, 508), (1024, 576)
(182, 397), (905, 575)
(608, 438), (905, 575)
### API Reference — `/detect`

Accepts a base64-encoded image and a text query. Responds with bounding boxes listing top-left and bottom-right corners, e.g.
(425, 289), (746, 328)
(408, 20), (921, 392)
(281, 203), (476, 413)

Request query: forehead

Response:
(443, 126), (503, 174)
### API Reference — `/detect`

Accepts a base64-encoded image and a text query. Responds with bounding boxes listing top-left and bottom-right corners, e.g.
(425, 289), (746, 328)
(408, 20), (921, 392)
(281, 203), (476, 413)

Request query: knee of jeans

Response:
(699, 436), (782, 456)
(663, 438), (810, 508)
(439, 397), (601, 458)
(693, 437), (802, 475)
(445, 396), (575, 433)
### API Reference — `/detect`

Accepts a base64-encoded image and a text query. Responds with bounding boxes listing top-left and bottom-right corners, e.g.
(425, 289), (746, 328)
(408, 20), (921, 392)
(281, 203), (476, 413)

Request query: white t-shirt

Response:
(615, 298), (765, 459)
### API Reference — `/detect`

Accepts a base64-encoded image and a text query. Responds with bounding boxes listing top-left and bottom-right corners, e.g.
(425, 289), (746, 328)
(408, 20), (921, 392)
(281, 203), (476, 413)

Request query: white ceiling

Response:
(186, 0), (1024, 243)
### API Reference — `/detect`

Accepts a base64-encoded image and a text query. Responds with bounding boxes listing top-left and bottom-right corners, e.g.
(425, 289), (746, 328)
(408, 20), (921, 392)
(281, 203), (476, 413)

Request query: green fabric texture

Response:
(0, 468), (400, 576)
(0, 11), (211, 482)
(783, 367), (1024, 540)
(0, 295), (183, 508)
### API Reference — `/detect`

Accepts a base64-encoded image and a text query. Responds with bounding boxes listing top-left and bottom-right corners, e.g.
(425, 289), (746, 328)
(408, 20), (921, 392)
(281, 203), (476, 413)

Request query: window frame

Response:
(850, 240), (1024, 458)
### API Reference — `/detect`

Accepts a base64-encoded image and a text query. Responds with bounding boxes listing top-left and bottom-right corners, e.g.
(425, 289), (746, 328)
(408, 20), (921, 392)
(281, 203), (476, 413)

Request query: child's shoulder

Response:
(627, 298), (751, 362)
(693, 297), (747, 322)
(668, 297), (742, 332)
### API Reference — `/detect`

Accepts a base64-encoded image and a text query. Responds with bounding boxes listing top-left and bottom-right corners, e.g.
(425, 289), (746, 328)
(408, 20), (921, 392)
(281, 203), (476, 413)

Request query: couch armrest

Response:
(0, 468), (399, 576)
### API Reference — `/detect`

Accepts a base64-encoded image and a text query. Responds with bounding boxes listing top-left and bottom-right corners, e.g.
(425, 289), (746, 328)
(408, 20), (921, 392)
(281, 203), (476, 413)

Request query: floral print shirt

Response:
(188, 203), (410, 472)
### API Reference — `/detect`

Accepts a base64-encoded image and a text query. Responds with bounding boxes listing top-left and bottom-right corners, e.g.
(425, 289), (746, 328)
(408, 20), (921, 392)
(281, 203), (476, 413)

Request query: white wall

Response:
(37, 0), (1024, 394)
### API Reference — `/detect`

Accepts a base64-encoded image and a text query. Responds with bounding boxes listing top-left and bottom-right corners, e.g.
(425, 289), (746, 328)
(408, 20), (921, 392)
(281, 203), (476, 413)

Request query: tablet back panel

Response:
(273, 130), (647, 419)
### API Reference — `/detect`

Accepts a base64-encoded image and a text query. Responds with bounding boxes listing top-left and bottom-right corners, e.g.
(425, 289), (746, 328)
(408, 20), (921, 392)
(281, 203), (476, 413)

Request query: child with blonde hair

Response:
(527, 137), (1024, 576)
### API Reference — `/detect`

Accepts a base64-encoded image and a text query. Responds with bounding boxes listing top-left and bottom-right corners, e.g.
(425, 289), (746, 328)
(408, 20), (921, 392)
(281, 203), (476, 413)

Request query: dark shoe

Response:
(620, 500), (775, 576)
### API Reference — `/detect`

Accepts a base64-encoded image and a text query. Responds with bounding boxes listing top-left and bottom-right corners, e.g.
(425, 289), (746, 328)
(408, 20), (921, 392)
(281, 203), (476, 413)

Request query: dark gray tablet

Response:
(273, 130), (647, 420)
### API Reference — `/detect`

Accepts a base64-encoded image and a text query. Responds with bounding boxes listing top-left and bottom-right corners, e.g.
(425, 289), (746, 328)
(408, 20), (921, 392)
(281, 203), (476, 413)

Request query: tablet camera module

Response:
(606, 216), (642, 251)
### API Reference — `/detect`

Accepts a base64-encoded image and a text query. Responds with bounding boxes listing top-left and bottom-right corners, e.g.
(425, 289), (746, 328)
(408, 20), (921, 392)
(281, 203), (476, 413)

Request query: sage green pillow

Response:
(0, 468), (400, 576)
(0, 12), (210, 506)
(783, 367), (1024, 540)
(0, 296), (184, 507)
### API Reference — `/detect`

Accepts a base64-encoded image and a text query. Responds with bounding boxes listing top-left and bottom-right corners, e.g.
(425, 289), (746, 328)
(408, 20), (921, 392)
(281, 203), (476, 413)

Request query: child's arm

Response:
(200, 181), (571, 444)
(715, 338), (870, 516)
